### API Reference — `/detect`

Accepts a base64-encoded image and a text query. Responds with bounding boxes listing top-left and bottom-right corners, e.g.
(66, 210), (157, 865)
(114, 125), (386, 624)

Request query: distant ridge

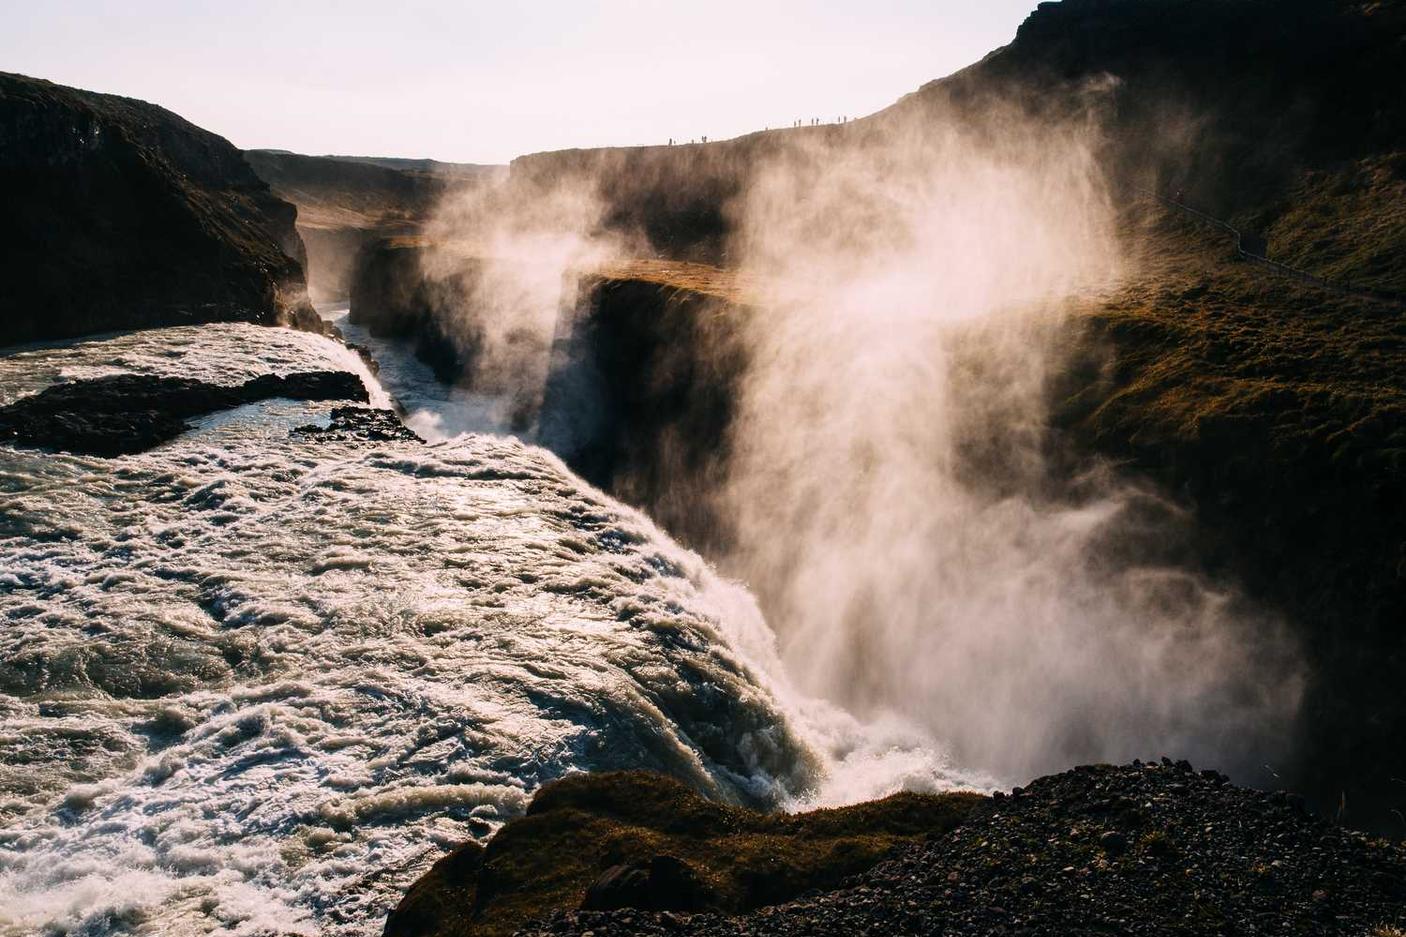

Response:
(246, 149), (502, 176)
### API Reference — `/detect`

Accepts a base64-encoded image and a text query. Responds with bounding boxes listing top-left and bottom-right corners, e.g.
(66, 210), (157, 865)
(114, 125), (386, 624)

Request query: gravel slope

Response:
(526, 762), (1406, 937)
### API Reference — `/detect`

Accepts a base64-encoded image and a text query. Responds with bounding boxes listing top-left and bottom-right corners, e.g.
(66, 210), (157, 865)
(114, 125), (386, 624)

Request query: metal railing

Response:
(1136, 186), (1405, 307)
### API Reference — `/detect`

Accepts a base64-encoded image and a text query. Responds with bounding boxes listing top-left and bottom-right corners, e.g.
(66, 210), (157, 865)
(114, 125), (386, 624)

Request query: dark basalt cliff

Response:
(539, 270), (749, 557)
(0, 371), (369, 456)
(347, 237), (477, 385)
(0, 72), (318, 346)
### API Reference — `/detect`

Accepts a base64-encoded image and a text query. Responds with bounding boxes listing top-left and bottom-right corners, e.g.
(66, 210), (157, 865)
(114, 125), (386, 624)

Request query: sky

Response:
(2, 1), (1039, 165)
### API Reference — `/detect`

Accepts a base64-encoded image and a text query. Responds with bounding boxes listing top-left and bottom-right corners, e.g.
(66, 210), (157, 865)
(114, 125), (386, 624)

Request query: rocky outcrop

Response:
(388, 762), (1406, 937)
(0, 72), (317, 347)
(383, 771), (983, 937)
(0, 371), (367, 456)
(346, 238), (476, 384)
(293, 405), (422, 444)
(540, 269), (750, 555)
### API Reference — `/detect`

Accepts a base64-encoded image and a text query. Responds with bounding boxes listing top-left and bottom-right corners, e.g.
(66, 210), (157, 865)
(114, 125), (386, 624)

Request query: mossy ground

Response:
(384, 772), (985, 937)
(1059, 198), (1406, 830)
(1258, 153), (1406, 296)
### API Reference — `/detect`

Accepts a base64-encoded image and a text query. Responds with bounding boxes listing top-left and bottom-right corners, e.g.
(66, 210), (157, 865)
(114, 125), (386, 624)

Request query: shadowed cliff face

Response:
(0, 72), (317, 346)
(539, 274), (750, 557)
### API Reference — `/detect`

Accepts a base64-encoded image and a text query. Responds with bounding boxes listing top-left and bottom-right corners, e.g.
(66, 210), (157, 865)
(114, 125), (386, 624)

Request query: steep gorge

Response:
(341, 0), (1406, 831)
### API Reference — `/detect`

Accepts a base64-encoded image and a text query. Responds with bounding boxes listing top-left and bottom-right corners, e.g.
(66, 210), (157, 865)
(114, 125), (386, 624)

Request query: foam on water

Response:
(0, 324), (965, 936)
(320, 306), (508, 442)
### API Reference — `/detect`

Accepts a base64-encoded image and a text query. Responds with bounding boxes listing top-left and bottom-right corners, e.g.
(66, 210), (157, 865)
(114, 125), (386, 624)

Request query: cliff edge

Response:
(0, 71), (314, 346)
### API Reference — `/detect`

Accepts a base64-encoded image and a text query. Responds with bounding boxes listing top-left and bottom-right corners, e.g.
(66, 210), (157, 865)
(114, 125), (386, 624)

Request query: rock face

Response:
(292, 405), (423, 444)
(540, 270), (750, 555)
(347, 238), (476, 384)
(0, 72), (316, 347)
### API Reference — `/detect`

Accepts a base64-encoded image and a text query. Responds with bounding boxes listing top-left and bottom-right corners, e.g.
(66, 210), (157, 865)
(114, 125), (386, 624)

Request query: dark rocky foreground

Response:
(449, 764), (1406, 937)
(0, 72), (320, 346)
(0, 371), (368, 455)
(384, 772), (984, 937)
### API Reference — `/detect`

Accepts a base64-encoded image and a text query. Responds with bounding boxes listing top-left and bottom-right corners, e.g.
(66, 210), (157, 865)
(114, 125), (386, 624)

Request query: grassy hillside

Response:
(1057, 196), (1406, 828)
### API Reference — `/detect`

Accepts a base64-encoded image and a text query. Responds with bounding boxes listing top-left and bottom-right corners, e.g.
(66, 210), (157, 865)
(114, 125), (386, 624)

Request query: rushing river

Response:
(0, 322), (956, 936)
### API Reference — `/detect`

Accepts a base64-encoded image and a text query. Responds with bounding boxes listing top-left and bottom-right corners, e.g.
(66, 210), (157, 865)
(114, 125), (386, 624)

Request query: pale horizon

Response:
(1, 0), (1038, 164)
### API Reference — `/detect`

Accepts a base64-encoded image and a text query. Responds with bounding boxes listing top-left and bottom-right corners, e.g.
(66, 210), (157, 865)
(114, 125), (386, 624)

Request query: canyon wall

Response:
(0, 72), (316, 346)
(246, 150), (504, 302)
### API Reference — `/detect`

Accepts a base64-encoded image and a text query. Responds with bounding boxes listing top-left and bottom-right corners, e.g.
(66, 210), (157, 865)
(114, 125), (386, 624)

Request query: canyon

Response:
(2, 1), (1405, 935)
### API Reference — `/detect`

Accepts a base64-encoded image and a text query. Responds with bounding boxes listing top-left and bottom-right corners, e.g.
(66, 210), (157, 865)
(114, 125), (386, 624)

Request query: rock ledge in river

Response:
(0, 371), (368, 456)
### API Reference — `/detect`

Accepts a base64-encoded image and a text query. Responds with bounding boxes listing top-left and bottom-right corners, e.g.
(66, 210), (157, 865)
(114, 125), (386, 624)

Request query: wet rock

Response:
(0, 371), (367, 456)
(292, 406), (420, 444)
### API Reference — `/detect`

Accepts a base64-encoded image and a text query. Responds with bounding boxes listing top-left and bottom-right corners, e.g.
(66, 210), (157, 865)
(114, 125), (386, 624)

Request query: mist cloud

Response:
(718, 97), (1303, 788)
(419, 90), (1305, 799)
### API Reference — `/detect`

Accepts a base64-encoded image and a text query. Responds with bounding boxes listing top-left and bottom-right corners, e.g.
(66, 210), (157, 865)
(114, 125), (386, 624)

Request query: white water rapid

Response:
(0, 322), (961, 937)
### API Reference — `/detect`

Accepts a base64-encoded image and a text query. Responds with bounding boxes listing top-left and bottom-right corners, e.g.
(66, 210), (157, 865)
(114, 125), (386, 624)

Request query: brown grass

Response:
(384, 771), (985, 937)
